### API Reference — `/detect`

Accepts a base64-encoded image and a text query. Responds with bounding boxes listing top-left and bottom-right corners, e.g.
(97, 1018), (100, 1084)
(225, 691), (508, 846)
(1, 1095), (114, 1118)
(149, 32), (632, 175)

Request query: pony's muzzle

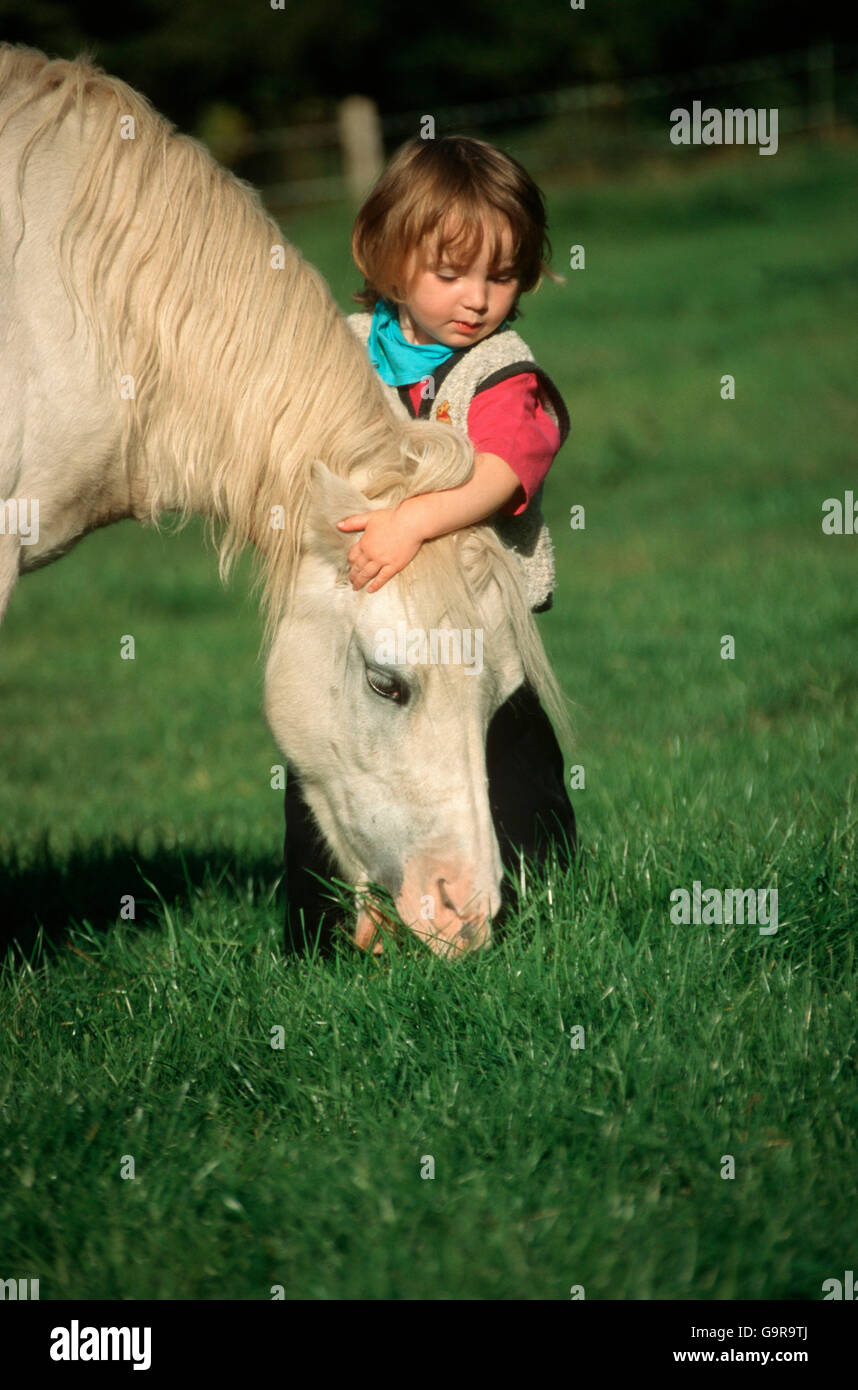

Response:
(352, 875), (494, 958)
(400, 876), (494, 958)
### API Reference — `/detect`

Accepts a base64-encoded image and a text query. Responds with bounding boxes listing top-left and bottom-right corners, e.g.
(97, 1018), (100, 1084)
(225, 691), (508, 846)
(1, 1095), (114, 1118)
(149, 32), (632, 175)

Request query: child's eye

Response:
(436, 271), (458, 281)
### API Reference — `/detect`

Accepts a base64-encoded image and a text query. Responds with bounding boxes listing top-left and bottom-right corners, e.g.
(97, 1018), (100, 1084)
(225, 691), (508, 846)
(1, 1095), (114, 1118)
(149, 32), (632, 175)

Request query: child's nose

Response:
(461, 278), (488, 309)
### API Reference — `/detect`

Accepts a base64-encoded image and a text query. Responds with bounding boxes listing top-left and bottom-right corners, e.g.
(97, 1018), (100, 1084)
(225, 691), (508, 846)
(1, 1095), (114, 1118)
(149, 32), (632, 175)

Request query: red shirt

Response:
(404, 372), (561, 517)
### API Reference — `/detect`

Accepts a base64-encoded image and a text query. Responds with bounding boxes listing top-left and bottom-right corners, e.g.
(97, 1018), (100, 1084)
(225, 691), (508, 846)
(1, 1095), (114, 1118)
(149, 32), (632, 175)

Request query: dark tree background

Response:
(0, 0), (854, 135)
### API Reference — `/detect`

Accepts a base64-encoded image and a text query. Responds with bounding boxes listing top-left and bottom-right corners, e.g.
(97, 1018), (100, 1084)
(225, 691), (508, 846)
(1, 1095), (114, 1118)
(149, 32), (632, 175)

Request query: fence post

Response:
(337, 95), (384, 202)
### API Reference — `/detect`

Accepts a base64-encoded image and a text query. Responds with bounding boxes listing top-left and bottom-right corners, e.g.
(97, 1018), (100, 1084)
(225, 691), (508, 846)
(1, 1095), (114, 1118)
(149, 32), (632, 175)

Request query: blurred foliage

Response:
(0, 0), (855, 138)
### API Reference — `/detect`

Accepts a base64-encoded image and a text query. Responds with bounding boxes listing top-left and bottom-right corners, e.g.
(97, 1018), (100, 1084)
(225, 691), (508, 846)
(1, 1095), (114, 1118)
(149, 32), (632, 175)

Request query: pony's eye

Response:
(366, 668), (407, 704)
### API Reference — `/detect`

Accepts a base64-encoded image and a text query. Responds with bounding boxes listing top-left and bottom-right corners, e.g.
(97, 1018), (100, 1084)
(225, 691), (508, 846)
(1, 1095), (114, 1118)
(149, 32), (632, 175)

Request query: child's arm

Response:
(337, 452), (523, 592)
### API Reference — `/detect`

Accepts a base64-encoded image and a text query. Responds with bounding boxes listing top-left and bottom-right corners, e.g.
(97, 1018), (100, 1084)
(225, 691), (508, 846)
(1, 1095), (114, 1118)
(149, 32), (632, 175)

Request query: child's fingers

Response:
(337, 514), (370, 531)
(367, 565), (397, 593)
(350, 558), (382, 590)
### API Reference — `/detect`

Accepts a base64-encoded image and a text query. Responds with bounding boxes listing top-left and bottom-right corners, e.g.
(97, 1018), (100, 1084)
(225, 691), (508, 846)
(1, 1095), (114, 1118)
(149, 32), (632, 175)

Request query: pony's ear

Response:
(304, 460), (375, 568)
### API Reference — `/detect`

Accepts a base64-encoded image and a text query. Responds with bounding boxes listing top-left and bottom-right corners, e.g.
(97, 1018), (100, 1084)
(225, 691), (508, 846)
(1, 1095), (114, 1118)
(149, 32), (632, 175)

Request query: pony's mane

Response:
(0, 44), (569, 739)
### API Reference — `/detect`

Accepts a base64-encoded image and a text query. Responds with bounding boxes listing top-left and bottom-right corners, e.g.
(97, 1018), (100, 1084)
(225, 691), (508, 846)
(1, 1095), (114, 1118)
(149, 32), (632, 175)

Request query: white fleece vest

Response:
(347, 312), (569, 611)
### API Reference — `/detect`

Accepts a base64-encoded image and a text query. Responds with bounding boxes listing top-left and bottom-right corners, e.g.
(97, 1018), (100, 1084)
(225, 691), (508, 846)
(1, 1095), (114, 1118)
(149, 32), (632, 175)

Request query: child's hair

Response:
(351, 135), (556, 320)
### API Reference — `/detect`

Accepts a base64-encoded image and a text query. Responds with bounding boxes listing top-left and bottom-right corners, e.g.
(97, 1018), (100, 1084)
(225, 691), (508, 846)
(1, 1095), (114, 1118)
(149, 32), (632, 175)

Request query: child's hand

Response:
(336, 508), (424, 592)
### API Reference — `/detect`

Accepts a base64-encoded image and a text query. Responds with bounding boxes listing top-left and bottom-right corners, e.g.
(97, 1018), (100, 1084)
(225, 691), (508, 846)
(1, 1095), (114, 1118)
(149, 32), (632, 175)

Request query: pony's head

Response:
(264, 457), (565, 957)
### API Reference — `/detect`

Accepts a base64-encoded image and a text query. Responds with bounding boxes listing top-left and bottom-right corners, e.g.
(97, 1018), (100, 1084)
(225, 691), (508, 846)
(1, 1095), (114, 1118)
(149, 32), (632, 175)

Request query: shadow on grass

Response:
(0, 833), (590, 966)
(0, 837), (283, 959)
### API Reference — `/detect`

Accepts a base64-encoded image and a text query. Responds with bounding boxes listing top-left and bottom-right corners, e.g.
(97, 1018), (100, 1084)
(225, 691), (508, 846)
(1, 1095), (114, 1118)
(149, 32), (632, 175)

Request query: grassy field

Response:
(1, 139), (856, 1300)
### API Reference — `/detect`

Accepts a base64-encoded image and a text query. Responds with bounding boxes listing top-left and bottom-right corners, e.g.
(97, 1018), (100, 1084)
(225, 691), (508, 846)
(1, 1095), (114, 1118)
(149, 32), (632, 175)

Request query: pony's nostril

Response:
(437, 878), (456, 913)
(435, 880), (487, 946)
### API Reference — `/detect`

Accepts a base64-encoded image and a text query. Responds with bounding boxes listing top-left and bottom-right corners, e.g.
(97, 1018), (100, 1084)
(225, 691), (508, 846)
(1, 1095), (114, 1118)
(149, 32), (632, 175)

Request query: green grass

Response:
(1, 138), (857, 1299)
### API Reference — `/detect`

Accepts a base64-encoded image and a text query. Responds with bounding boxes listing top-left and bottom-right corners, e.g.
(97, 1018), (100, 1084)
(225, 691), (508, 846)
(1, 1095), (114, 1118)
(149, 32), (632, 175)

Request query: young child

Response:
(284, 135), (577, 951)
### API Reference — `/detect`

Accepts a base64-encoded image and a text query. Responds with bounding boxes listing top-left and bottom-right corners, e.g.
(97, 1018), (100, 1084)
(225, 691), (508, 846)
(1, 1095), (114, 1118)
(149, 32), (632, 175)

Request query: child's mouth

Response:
(453, 321), (479, 333)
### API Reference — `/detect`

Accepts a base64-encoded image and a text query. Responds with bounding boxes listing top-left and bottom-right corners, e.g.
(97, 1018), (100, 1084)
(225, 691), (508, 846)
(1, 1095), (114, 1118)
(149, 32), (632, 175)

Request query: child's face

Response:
(398, 219), (520, 349)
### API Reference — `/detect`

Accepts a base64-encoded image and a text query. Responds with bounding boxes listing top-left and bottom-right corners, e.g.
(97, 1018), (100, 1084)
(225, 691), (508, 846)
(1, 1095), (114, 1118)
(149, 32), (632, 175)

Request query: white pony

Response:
(0, 46), (566, 956)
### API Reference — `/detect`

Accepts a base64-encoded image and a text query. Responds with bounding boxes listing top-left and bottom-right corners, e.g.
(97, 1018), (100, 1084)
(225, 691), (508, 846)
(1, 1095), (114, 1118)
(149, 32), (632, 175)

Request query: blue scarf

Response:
(367, 298), (455, 387)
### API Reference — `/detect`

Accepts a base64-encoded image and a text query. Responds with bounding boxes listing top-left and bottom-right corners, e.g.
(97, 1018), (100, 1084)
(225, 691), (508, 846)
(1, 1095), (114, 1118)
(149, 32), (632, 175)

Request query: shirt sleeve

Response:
(466, 372), (562, 516)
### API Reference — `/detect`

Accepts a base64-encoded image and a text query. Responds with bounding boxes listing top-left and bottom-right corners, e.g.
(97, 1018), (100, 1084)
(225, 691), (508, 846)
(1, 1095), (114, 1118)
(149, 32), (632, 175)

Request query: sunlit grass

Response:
(1, 139), (856, 1298)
